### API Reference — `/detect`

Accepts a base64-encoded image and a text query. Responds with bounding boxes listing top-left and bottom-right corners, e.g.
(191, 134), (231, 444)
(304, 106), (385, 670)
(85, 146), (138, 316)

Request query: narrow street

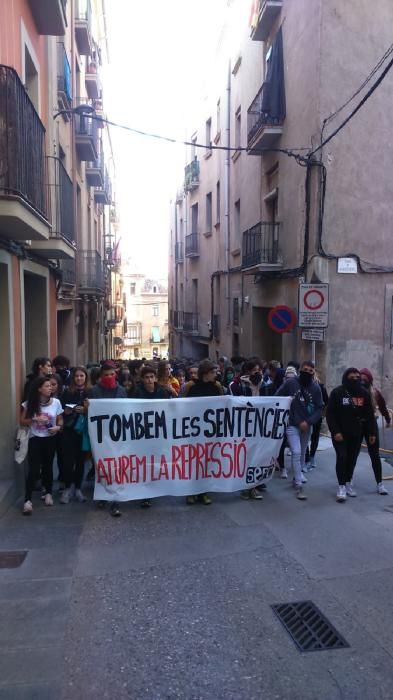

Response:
(1, 446), (393, 700)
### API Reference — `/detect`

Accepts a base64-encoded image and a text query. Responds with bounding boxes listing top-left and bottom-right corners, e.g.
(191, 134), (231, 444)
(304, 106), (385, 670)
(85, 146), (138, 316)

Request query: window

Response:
(152, 304), (159, 316)
(191, 203), (198, 233)
(192, 279), (198, 312)
(216, 181), (220, 225)
(215, 99), (221, 141)
(206, 192), (212, 232)
(205, 117), (212, 157)
(234, 199), (241, 247)
(153, 285), (157, 293)
(233, 298), (240, 326)
(233, 106), (241, 160)
(191, 133), (197, 160)
(134, 348), (139, 358)
(24, 45), (39, 113)
(151, 326), (160, 342)
(127, 324), (139, 340)
(130, 282), (136, 295)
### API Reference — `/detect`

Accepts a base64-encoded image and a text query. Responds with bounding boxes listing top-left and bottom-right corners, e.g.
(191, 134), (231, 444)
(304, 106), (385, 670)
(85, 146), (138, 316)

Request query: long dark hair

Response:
(25, 377), (52, 418)
(69, 366), (90, 393)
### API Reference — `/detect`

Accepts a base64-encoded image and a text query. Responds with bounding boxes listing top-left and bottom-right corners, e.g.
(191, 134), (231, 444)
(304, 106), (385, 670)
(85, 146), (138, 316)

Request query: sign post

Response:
(299, 284), (329, 363)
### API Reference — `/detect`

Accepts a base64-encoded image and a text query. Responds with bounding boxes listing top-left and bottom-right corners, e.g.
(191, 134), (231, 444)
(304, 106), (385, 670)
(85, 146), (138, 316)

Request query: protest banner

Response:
(88, 395), (291, 501)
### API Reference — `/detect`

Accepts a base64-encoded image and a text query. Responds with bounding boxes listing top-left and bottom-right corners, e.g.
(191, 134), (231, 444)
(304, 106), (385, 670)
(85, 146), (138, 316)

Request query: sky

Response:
(103, 0), (232, 279)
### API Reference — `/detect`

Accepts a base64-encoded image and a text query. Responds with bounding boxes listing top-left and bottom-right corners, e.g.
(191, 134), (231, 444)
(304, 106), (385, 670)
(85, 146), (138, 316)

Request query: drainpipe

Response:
(225, 60), (231, 328)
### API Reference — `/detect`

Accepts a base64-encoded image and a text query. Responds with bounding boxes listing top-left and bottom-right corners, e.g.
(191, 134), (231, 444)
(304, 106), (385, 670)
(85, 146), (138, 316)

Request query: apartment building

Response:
(169, 0), (393, 400)
(0, 0), (121, 510)
(122, 261), (169, 360)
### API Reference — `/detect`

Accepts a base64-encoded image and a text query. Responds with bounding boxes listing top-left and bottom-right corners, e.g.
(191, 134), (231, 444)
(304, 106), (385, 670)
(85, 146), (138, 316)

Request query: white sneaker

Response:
(74, 489), (86, 503)
(345, 482), (357, 497)
(336, 485), (347, 502)
(378, 482), (389, 495)
(60, 488), (71, 504)
(296, 487), (307, 500)
(44, 493), (54, 506)
(23, 500), (33, 515)
(301, 474), (308, 484)
(280, 468), (288, 479)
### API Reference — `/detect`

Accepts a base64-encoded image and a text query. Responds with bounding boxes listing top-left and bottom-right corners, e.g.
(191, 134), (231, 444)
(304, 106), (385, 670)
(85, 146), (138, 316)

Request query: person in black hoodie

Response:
(276, 361), (323, 500)
(183, 360), (223, 505)
(326, 367), (376, 502)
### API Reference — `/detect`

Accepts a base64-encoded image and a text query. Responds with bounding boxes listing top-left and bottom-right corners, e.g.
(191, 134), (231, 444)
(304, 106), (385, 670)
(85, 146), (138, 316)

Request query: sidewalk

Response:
(1, 444), (393, 699)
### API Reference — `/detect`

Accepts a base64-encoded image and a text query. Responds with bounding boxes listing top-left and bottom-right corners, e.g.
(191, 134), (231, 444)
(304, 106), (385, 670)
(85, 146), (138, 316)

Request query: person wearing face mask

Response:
(327, 368), (376, 502)
(358, 368), (389, 495)
(276, 361), (323, 500)
(88, 362), (127, 517)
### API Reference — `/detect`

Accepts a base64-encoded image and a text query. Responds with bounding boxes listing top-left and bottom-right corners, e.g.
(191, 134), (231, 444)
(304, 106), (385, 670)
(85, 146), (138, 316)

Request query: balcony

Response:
(183, 312), (199, 334)
(247, 82), (284, 154)
(59, 258), (76, 287)
(175, 241), (184, 263)
(57, 43), (72, 116)
(86, 156), (104, 187)
(75, 0), (92, 55)
(0, 65), (50, 241)
(241, 222), (282, 272)
(77, 250), (104, 293)
(28, 0), (67, 36)
(74, 102), (98, 161)
(85, 61), (101, 99)
(250, 1), (283, 42)
(184, 158), (200, 192)
(107, 303), (124, 328)
(212, 314), (220, 341)
(176, 189), (184, 204)
(94, 169), (112, 205)
(124, 325), (142, 345)
(31, 157), (75, 259)
(185, 232), (199, 258)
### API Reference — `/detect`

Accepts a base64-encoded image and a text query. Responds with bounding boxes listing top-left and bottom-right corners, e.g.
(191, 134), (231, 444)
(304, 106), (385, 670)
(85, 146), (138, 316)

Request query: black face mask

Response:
(345, 379), (362, 394)
(299, 371), (313, 387)
(361, 379), (370, 389)
(250, 373), (262, 385)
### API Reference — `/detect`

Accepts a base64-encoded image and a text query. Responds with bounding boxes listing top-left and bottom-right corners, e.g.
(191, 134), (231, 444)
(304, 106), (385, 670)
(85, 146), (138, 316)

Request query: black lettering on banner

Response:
(90, 414), (109, 444)
(246, 465), (276, 484)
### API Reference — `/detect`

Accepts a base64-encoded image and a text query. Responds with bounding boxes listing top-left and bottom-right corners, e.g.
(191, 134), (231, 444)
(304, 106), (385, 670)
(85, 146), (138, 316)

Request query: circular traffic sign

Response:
(267, 305), (296, 334)
(304, 289), (324, 310)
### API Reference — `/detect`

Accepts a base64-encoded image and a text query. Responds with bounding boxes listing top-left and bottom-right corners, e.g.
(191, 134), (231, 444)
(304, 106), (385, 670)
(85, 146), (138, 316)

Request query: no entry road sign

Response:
(268, 305), (297, 334)
(299, 284), (329, 328)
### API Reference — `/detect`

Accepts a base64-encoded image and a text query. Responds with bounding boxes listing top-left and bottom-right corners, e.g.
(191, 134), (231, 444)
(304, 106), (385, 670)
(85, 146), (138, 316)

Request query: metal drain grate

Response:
(271, 601), (349, 652)
(0, 551), (28, 569)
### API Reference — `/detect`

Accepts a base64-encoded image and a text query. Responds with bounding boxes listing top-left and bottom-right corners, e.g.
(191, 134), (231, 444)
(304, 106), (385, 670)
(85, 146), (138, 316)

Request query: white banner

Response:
(88, 395), (291, 501)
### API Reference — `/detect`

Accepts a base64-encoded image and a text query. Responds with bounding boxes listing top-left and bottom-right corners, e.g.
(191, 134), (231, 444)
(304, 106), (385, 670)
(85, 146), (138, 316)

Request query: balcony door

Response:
(191, 203), (198, 234)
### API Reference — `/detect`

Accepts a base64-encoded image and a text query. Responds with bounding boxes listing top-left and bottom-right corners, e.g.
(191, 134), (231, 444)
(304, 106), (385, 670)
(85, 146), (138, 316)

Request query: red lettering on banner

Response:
(103, 457), (115, 485)
(119, 455), (130, 483)
(171, 445), (183, 480)
(96, 458), (111, 485)
(158, 455), (169, 480)
(209, 442), (222, 478)
(150, 455), (159, 481)
(221, 443), (234, 478)
(237, 439), (247, 477)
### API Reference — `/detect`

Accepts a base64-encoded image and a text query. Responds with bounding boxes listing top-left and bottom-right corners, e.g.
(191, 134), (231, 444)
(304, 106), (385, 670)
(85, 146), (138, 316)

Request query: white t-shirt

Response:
(22, 398), (63, 438)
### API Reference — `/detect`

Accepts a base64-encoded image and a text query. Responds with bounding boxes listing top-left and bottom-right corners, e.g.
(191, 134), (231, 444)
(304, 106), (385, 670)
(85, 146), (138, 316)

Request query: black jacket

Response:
(61, 388), (89, 429)
(88, 384), (128, 399)
(276, 377), (323, 427)
(326, 385), (375, 437)
(133, 384), (171, 400)
(184, 380), (224, 398)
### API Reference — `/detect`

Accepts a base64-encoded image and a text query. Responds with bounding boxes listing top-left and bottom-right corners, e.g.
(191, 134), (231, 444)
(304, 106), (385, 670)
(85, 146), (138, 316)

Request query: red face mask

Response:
(101, 375), (116, 389)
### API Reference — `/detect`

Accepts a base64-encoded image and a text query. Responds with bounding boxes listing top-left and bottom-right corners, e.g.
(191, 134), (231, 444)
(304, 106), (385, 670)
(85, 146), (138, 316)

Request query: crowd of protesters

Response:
(19, 353), (390, 516)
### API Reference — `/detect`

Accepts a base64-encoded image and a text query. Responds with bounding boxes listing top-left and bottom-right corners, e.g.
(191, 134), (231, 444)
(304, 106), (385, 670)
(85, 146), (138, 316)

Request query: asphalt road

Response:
(1, 444), (393, 699)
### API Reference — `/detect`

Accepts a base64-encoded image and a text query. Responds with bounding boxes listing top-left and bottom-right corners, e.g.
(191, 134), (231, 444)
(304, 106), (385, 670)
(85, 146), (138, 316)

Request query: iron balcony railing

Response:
(247, 82), (284, 145)
(57, 42), (72, 108)
(60, 258), (76, 286)
(184, 158), (200, 191)
(242, 222), (280, 268)
(185, 232), (199, 257)
(46, 157), (75, 244)
(0, 65), (47, 218)
(175, 241), (184, 263)
(183, 312), (199, 333)
(77, 250), (104, 291)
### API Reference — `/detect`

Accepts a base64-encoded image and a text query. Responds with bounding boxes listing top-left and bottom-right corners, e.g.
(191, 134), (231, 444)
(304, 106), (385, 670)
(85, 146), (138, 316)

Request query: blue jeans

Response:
(286, 425), (311, 487)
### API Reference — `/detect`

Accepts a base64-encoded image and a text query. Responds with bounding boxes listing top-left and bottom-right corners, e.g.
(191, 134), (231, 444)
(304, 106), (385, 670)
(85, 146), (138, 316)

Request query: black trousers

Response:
(56, 432), (65, 482)
(305, 419), (323, 462)
(62, 428), (85, 489)
(332, 434), (362, 486)
(361, 420), (382, 484)
(25, 436), (57, 500)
